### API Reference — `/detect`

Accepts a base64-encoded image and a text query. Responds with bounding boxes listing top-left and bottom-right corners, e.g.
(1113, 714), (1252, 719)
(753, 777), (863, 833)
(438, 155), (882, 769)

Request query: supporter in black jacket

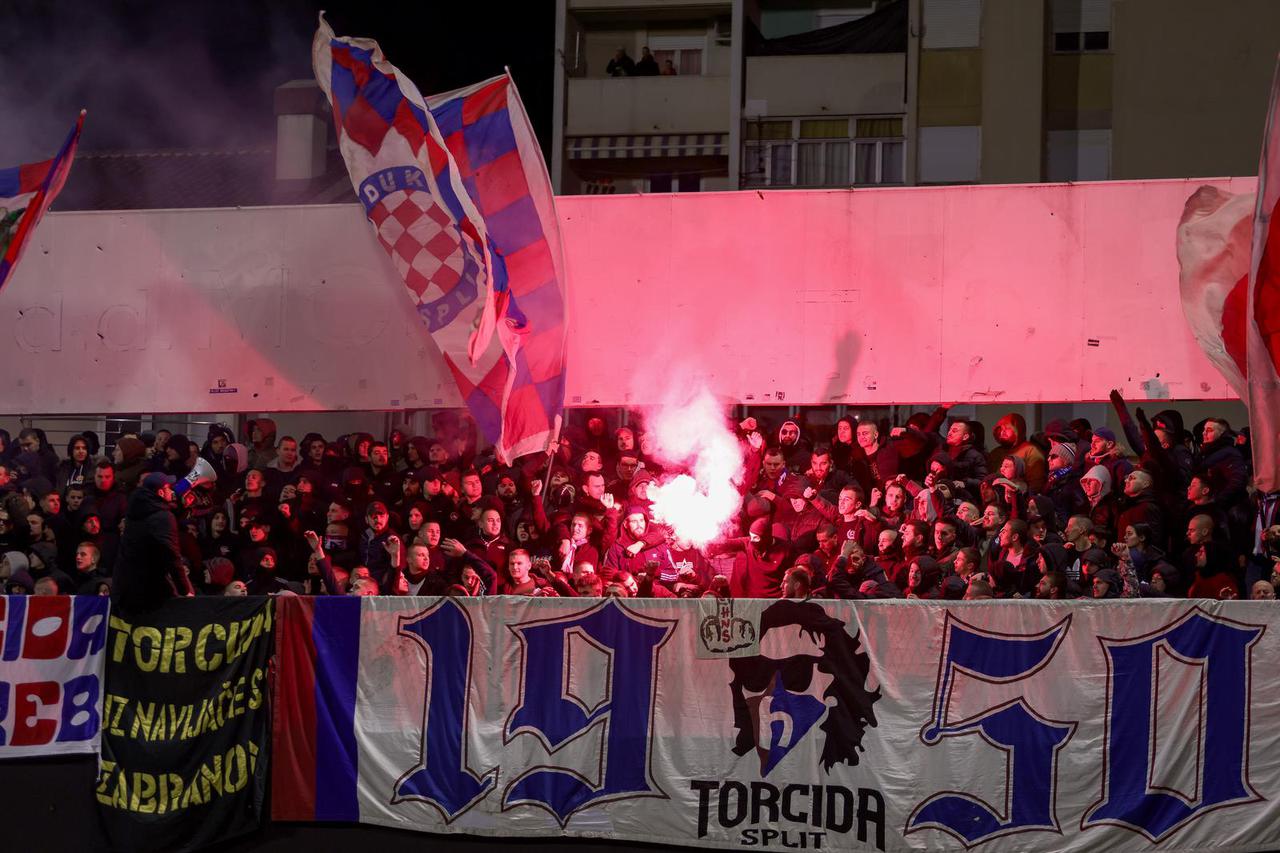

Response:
(112, 473), (194, 615)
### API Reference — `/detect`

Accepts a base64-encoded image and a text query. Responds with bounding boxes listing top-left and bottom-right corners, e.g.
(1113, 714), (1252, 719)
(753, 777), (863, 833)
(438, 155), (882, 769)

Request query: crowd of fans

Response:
(0, 391), (1277, 605)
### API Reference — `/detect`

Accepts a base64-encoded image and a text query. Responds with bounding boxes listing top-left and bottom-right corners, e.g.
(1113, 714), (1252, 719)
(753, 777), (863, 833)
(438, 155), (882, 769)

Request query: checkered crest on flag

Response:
(313, 17), (565, 463)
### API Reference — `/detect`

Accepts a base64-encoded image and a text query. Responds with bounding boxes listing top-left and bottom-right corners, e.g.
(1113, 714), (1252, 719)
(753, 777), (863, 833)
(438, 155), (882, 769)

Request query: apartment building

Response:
(551, 0), (1280, 194)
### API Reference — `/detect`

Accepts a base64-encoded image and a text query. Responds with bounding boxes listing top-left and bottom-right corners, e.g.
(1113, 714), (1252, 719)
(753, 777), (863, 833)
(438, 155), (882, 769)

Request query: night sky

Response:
(0, 0), (556, 163)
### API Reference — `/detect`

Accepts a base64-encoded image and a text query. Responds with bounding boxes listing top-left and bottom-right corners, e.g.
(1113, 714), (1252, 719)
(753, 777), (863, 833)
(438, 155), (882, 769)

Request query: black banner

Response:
(96, 597), (273, 852)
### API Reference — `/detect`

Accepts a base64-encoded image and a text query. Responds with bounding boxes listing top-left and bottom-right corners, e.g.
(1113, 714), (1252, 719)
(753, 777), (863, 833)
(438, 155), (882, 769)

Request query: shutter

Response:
(923, 0), (983, 49)
(918, 126), (981, 183)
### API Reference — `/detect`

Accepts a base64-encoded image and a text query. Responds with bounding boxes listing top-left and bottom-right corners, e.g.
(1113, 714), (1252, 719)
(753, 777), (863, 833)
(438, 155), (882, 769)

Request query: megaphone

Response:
(174, 457), (217, 496)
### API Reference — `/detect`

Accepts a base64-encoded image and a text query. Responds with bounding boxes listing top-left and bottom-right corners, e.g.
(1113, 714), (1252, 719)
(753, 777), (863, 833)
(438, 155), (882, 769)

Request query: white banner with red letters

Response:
(272, 595), (1280, 852)
(0, 595), (108, 758)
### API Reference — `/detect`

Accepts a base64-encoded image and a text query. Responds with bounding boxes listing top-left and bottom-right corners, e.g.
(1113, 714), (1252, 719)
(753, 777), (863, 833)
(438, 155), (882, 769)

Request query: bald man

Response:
(1116, 468), (1167, 551)
(1183, 514), (1239, 599)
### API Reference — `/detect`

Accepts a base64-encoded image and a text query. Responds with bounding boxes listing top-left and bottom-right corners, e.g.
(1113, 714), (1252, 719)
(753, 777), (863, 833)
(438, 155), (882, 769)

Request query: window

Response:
(744, 116), (904, 188)
(1052, 0), (1112, 52)
(647, 174), (701, 193)
(648, 35), (705, 76)
(1054, 30), (1109, 52)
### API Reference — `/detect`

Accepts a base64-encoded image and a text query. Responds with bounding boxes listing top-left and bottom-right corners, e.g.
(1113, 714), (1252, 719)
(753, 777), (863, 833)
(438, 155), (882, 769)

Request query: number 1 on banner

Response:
(393, 600), (497, 821)
(907, 613), (1076, 846)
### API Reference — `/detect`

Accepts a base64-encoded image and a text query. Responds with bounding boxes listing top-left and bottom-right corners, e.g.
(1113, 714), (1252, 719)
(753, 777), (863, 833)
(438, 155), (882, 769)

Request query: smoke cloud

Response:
(644, 386), (745, 548)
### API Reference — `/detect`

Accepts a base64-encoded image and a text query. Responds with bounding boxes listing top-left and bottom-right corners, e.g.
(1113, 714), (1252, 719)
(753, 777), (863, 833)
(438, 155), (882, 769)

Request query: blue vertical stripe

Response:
(312, 596), (362, 821)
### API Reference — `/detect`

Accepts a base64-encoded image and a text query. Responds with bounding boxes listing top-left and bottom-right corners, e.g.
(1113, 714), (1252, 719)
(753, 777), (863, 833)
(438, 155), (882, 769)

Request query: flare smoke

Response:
(645, 387), (744, 547)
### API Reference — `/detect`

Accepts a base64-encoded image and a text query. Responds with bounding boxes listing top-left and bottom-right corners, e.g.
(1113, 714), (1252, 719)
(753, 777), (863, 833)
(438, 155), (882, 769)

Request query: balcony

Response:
(566, 74), (730, 136)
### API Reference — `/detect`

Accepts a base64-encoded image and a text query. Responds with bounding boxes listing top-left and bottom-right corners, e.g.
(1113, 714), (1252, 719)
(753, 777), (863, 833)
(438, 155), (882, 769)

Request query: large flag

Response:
(312, 17), (566, 463)
(1176, 185), (1252, 402)
(426, 76), (568, 465)
(0, 111), (84, 292)
(1249, 59), (1280, 491)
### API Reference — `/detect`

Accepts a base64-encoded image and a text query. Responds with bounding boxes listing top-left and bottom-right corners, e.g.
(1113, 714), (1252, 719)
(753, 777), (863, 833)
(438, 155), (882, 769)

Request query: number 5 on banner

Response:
(906, 613), (1076, 846)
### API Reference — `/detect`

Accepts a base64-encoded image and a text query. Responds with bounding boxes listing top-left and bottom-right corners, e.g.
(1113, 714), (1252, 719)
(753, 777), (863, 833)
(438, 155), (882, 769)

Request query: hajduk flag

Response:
(0, 111), (84, 292)
(312, 17), (566, 463)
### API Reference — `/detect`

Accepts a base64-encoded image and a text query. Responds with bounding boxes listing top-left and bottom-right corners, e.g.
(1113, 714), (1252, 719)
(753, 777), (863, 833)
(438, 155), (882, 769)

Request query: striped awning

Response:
(567, 133), (727, 160)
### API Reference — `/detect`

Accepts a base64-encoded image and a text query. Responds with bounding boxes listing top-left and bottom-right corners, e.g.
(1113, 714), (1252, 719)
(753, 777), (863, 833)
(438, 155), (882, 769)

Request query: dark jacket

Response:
(112, 488), (194, 615)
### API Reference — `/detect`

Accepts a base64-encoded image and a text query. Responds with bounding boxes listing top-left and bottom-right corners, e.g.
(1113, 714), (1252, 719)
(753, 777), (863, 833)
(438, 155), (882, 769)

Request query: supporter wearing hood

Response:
(112, 437), (148, 494)
(1091, 568), (1123, 599)
(161, 434), (196, 478)
(245, 546), (298, 595)
(1036, 542), (1073, 577)
(201, 424), (236, 484)
(905, 555), (942, 599)
(404, 436), (433, 473)
(710, 517), (791, 599)
(1149, 409), (1194, 486)
(776, 417), (812, 472)
(1080, 465), (1119, 542)
(247, 418), (279, 471)
(989, 413), (1048, 492)
(56, 434), (96, 492)
(1142, 562), (1182, 598)
(774, 476), (825, 552)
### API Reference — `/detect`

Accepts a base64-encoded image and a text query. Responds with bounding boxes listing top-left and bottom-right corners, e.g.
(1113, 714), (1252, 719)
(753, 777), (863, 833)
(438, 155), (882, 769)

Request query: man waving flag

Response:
(312, 17), (567, 463)
(0, 111), (84, 292)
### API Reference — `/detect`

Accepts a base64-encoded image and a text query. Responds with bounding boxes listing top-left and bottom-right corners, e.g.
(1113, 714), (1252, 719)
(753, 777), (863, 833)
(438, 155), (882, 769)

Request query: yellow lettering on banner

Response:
(131, 772), (157, 813)
(201, 754), (224, 800)
(132, 626), (163, 672)
(248, 739), (259, 772)
(103, 695), (127, 737)
(108, 615), (132, 662)
(226, 744), (248, 793)
(112, 769), (128, 809)
(163, 772), (184, 814)
(151, 705), (168, 741)
(161, 626), (193, 674)
(131, 701), (155, 740)
(196, 622), (225, 671)
(95, 760), (117, 805)
(249, 668), (264, 710)
(225, 619), (239, 666)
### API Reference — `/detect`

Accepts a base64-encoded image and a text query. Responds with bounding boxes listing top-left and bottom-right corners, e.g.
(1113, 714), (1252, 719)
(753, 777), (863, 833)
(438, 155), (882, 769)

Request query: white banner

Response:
(273, 596), (1280, 852)
(0, 595), (108, 758)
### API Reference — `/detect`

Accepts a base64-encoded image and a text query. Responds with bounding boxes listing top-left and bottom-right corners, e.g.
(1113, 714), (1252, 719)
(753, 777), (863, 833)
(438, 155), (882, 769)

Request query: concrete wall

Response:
(566, 75), (731, 135)
(744, 53), (905, 117)
(1111, 0), (1280, 179)
(979, 0), (1045, 183)
(0, 178), (1251, 415)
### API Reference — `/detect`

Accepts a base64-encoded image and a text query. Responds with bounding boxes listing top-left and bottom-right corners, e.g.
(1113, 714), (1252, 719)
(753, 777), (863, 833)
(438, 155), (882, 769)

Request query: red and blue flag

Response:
(312, 17), (566, 463)
(0, 112), (84, 292)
